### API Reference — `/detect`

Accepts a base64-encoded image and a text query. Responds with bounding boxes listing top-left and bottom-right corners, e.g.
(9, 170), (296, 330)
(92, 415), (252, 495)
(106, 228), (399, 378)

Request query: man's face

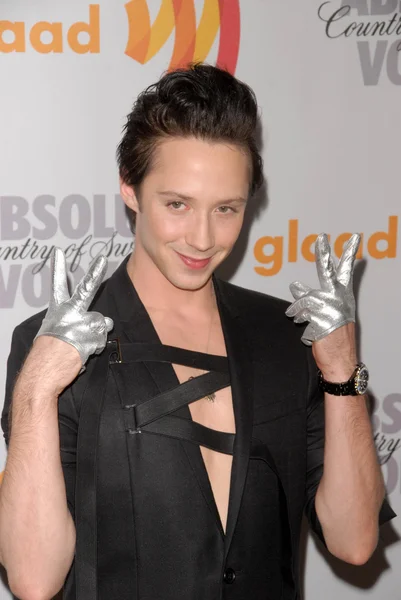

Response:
(121, 136), (251, 291)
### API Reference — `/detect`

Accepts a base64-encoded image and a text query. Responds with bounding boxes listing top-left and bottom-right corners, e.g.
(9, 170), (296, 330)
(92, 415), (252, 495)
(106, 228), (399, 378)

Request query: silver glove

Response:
(34, 248), (114, 370)
(285, 233), (360, 345)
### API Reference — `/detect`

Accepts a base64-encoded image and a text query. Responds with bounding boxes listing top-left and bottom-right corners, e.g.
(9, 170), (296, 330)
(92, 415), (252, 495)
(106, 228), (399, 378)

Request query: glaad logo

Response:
(253, 216), (398, 276)
(0, 5), (100, 54)
(318, 0), (401, 85)
(124, 0), (240, 73)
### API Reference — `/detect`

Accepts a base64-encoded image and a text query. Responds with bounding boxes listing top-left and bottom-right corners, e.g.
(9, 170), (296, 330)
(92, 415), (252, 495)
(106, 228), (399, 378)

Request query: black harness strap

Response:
(74, 339), (293, 599)
(128, 370), (230, 427)
(114, 342), (230, 372)
(75, 340), (233, 599)
(135, 414), (235, 455)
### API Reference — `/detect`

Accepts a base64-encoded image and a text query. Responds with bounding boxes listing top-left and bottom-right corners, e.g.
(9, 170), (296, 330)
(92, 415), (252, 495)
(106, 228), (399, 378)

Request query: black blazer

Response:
(2, 257), (395, 600)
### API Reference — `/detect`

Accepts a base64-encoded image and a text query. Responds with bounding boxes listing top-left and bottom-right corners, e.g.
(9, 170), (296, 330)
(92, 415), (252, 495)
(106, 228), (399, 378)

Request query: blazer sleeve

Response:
(1, 319), (78, 521)
(303, 347), (396, 546)
(303, 346), (326, 545)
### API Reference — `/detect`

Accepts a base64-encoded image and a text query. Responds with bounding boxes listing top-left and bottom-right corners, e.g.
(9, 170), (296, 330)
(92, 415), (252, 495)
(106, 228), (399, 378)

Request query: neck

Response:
(126, 244), (217, 317)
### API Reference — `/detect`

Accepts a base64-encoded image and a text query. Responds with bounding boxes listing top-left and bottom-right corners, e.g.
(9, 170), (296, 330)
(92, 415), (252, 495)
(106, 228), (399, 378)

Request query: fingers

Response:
(289, 281), (312, 300)
(315, 233), (336, 291)
(50, 248), (70, 306)
(70, 255), (108, 312)
(104, 317), (114, 332)
(301, 323), (315, 346)
(293, 309), (310, 324)
(285, 295), (323, 318)
(89, 320), (107, 334)
(336, 233), (361, 287)
(85, 315), (114, 361)
(105, 317), (114, 333)
(88, 315), (114, 335)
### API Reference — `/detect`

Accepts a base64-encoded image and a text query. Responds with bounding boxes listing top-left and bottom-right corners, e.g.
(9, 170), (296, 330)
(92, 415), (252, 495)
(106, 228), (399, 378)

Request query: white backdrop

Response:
(0, 1), (400, 598)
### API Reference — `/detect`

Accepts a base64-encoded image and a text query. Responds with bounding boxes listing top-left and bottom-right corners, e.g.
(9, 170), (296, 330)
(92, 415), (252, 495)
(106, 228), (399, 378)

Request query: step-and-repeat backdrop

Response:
(0, 1), (400, 598)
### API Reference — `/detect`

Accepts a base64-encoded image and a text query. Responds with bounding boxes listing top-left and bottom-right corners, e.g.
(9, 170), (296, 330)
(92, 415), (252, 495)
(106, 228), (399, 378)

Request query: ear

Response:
(120, 178), (139, 213)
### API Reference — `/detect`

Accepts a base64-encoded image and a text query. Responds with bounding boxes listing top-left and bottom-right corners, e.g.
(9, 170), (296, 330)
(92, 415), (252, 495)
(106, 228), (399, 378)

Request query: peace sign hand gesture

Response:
(285, 233), (360, 346)
(34, 248), (114, 371)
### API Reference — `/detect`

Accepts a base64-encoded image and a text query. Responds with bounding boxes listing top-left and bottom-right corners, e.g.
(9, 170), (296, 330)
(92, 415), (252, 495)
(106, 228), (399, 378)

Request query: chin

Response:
(164, 268), (214, 292)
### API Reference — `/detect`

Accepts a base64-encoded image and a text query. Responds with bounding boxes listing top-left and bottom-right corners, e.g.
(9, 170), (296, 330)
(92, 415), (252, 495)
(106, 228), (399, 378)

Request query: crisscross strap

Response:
(133, 414), (235, 455)
(129, 370), (230, 427)
(111, 341), (230, 372)
(75, 340), (292, 599)
(109, 341), (233, 454)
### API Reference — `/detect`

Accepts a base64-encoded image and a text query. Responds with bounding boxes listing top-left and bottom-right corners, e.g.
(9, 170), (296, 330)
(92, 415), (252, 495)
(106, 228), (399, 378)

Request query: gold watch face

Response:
(355, 365), (369, 395)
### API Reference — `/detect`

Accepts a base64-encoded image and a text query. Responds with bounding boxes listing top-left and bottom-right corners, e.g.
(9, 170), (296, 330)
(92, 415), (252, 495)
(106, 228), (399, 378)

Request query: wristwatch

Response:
(317, 362), (369, 396)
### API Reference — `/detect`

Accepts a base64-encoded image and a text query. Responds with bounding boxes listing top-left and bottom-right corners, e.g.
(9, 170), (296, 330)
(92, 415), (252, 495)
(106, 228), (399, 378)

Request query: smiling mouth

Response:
(175, 252), (213, 269)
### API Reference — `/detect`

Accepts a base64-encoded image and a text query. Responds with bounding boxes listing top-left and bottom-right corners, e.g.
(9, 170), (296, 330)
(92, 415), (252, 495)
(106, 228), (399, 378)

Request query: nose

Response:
(185, 211), (215, 253)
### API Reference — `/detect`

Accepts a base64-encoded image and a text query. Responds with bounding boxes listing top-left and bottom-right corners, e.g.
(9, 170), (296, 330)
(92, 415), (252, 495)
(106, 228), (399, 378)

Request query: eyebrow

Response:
(157, 190), (247, 204)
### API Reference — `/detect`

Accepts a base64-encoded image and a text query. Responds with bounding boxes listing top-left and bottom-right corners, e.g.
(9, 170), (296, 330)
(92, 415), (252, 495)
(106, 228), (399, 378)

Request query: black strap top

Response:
(109, 339), (234, 455)
(74, 339), (295, 600)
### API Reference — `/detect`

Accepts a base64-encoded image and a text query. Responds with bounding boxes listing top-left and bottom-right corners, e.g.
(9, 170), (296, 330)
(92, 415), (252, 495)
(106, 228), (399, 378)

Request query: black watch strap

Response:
(317, 364), (364, 396)
(318, 375), (356, 396)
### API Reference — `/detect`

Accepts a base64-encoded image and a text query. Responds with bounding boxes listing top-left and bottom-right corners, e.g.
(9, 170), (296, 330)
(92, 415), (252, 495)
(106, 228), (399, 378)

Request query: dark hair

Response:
(117, 63), (264, 220)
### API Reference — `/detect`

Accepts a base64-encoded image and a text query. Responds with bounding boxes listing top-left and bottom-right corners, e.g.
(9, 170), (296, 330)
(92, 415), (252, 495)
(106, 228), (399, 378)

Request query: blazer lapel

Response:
(213, 277), (254, 557)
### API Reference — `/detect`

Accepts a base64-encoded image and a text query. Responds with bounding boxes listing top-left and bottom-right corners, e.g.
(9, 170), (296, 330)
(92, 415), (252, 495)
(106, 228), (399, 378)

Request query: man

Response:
(0, 64), (395, 600)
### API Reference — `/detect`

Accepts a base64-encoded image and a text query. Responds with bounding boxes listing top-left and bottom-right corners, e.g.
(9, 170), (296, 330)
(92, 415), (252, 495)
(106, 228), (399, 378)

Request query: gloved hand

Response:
(285, 233), (360, 346)
(34, 248), (114, 371)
